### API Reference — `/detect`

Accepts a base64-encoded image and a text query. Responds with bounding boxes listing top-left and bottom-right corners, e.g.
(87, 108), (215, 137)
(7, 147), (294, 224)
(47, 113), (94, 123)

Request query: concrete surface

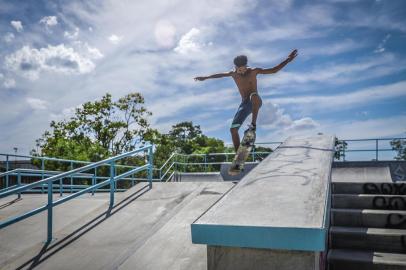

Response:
(333, 161), (406, 182)
(0, 182), (233, 270)
(328, 249), (406, 270)
(332, 167), (392, 183)
(329, 179), (406, 269)
(332, 182), (406, 195)
(332, 194), (406, 210)
(207, 246), (318, 270)
(192, 135), (335, 251)
(330, 226), (406, 254)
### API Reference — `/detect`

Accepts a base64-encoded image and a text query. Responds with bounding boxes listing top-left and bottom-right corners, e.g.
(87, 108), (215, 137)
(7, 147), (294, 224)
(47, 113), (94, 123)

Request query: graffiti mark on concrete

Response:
(363, 183), (406, 195)
(373, 196), (406, 210)
(386, 213), (406, 229)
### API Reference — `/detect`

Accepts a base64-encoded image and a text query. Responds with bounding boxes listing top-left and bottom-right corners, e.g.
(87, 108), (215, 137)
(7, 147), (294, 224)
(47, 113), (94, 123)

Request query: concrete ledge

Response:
(192, 224), (326, 251)
(191, 135), (335, 252)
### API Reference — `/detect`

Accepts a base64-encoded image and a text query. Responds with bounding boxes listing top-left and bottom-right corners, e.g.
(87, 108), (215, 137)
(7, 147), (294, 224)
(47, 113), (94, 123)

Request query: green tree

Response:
(334, 138), (348, 160)
(32, 92), (151, 163)
(144, 121), (227, 174)
(391, 138), (406, 160)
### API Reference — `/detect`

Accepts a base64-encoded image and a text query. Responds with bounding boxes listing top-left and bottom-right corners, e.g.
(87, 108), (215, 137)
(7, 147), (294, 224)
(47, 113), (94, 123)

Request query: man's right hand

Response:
(194, 76), (206, 81)
(287, 49), (298, 62)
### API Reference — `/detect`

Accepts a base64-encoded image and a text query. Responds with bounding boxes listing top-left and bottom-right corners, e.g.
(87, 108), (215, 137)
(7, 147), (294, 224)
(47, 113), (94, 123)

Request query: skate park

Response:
(1, 135), (406, 270)
(1, 1), (406, 269)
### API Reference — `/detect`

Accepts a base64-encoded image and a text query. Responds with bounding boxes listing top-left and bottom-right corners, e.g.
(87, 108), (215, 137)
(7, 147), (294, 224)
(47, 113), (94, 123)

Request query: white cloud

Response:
(0, 73), (16, 89)
(154, 20), (176, 48)
(322, 115), (406, 139)
(149, 88), (236, 125)
(108, 34), (123, 45)
(302, 39), (365, 57)
(4, 78), (16, 88)
(84, 43), (104, 59)
(272, 80), (406, 112)
(174, 28), (210, 55)
(5, 44), (100, 80)
(4, 32), (15, 43)
(26, 97), (48, 110)
(39, 16), (58, 27)
(374, 34), (391, 53)
(10, 20), (23, 32)
(262, 54), (404, 89)
(64, 27), (79, 39)
(258, 101), (318, 131)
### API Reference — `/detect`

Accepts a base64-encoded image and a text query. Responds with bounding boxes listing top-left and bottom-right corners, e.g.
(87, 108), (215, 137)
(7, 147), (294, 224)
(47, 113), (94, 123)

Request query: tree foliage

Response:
(334, 138), (348, 160)
(391, 138), (406, 160)
(31, 93), (151, 162)
(144, 121), (227, 167)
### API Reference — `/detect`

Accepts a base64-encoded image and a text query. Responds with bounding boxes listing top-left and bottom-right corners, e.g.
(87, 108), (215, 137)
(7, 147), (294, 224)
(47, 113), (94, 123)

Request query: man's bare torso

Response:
(231, 68), (258, 100)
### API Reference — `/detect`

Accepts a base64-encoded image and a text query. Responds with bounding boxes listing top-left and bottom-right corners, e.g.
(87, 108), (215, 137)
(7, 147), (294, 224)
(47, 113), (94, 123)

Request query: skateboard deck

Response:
(228, 129), (256, 176)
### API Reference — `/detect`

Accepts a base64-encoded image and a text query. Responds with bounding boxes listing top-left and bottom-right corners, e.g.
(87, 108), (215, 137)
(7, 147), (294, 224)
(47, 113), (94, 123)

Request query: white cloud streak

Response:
(26, 97), (48, 110)
(39, 16), (58, 27)
(108, 34), (123, 45)
(272, 80), (406, 112)
(3, 32), (15, 43)
(10, 20), (23, 32)
(5, 44), (102, 80)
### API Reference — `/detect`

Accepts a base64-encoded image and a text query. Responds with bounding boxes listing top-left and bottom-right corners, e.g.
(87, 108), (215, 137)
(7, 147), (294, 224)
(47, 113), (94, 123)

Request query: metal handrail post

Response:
(204, 155), (207, 172)
(59, 178), (63, 196)
(47, 178), (53, 243)
(70, 162), (73, 193)
(343, 141), (346, 161)
(92, 167), (97, 196)
(376, 139), (378, 161)
(6, 155), (9, 188)
(41, 159), (45, 193)
(148, 147), (153, 189)
(109, 161), (115, 209)
(17, 172), (21, 199)
(115, 165), (118, 191)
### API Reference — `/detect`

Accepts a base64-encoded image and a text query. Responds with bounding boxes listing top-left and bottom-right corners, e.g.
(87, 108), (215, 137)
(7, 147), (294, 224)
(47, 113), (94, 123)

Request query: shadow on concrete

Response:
(15, 184), (151, 270)
(0, 197), (22, 209)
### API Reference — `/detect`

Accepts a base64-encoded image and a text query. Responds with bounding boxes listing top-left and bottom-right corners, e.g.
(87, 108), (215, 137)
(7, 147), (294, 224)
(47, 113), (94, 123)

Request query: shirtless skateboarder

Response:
(194, 49), (298, 152)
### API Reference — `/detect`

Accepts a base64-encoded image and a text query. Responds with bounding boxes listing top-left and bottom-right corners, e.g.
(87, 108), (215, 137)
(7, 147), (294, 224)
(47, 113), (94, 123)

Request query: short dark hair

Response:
(233, 55), (248, 67)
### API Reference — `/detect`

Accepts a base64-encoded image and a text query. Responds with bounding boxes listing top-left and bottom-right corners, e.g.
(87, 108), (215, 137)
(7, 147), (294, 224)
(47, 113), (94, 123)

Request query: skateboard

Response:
(228, 128), (256, 176)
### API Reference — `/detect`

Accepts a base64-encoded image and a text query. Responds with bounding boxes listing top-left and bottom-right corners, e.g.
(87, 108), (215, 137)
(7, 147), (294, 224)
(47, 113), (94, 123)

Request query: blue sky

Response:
(0, 0), (405, 155)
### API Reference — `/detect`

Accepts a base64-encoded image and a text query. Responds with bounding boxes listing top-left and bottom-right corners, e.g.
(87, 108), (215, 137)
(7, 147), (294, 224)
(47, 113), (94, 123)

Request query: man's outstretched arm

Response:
(256, 49), (298, 75)
(194, 71), (233, 81)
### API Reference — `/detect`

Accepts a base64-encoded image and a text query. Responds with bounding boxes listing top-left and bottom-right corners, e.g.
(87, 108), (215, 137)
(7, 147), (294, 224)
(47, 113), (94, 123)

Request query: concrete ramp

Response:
(0, 182), (233, 270)
(332, 166), (392, 183)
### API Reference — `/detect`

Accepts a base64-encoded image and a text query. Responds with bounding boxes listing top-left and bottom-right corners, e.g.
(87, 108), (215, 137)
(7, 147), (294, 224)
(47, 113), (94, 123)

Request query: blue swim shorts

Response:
(230, 92), (262, 129)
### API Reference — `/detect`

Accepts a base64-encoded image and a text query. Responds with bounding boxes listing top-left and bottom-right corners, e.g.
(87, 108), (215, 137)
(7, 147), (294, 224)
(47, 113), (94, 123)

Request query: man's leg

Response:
(250, 94), (262, 126)
(230, 128), (240, 152)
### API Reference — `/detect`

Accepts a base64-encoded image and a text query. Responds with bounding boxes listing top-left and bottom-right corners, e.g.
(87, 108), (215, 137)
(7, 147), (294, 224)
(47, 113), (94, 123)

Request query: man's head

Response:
(234, 55), (248, 67)
(234, 55), (248, 75)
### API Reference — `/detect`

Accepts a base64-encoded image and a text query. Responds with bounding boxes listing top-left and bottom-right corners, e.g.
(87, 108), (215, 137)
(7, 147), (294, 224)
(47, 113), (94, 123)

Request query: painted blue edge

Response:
(191, 224), (327, 251)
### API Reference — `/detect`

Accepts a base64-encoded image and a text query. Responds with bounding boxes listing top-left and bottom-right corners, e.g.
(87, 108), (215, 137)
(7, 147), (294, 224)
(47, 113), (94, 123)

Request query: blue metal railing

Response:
(0, 145), (153, 243)
(0, 153), (140, 191)
(335, 137), (406, 161)
(154, 138), (405, 180)
(0, 168), (141, 195)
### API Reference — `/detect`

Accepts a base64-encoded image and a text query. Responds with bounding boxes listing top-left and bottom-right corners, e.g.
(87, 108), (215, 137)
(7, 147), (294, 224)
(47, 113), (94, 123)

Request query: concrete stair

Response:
(328, 182), (406, 270)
